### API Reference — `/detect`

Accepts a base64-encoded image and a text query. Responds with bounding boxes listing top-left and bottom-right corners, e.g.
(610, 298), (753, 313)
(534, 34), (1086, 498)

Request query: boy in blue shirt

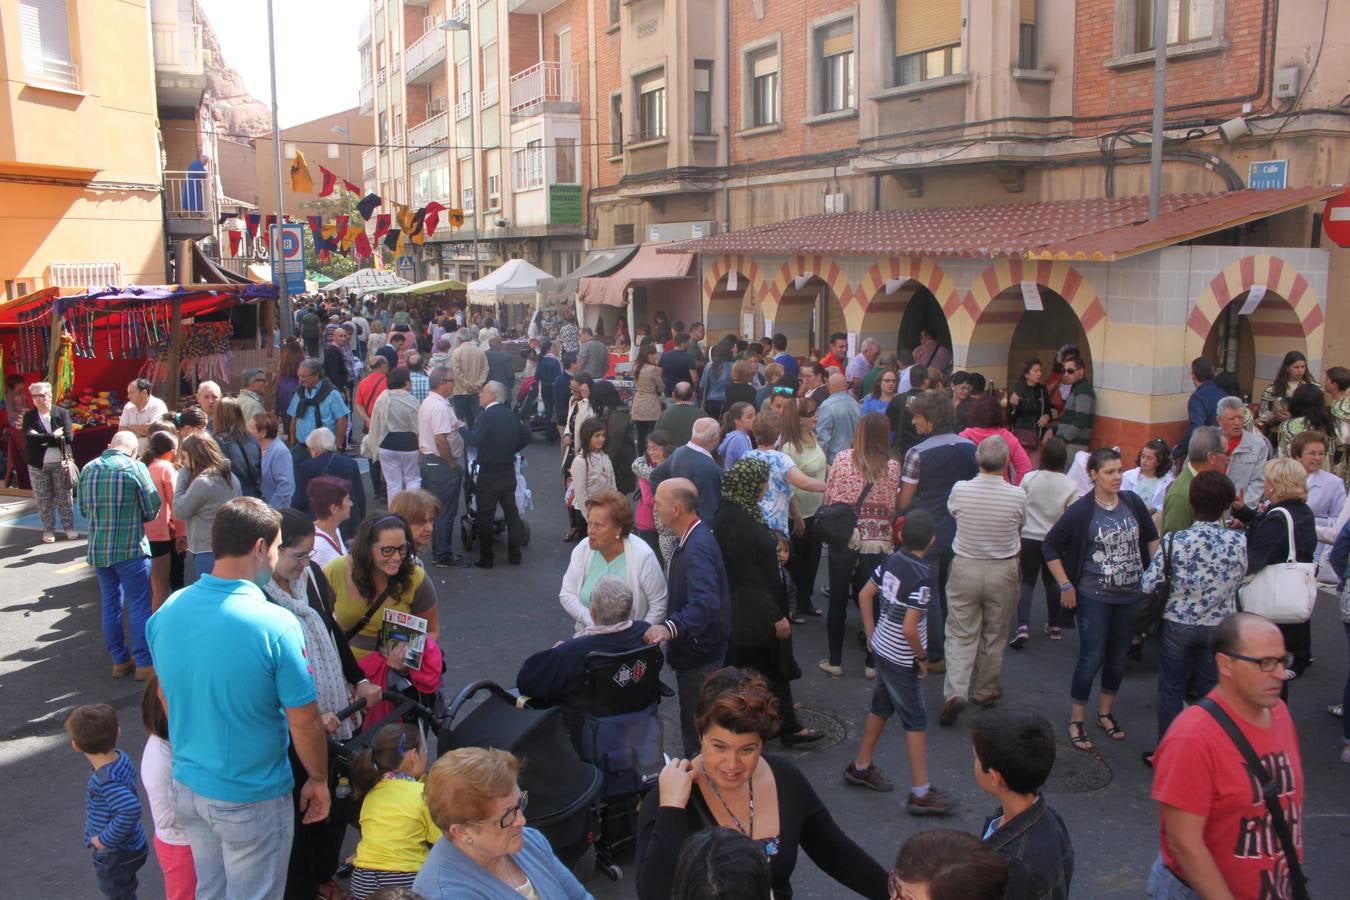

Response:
(843, 510), (956, 815)
(66, 703), (148, 899)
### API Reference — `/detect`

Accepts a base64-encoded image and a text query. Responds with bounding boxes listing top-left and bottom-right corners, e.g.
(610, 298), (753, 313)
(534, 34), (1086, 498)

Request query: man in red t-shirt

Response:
(818, 332), (849, 374)
(1149, 612), (1304, 899)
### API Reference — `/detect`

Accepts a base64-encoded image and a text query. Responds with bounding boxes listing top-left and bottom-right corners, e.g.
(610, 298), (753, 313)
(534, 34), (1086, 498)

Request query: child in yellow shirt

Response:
(349, 724), (440, 899)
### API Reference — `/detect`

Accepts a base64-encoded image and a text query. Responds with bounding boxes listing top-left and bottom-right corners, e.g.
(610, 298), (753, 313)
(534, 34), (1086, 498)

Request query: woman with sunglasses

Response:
(264, 509), (381, 900)
(416, 748), (589, 899)
(331, 513), (439, 661)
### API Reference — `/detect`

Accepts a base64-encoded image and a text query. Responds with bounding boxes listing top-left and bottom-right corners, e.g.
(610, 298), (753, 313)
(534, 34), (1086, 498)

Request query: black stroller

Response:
(459, 455), (533, 552)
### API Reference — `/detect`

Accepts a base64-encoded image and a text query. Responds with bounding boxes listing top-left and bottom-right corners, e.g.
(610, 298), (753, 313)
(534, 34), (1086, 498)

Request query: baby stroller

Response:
(459, 454), (533, 552)
(440, 681), (604, 877)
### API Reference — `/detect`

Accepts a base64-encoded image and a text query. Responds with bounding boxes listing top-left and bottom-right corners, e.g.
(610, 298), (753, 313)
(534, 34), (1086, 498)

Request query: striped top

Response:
(948, 473), (1027, 559)
(77, 450), (160, 567)
(868, 550), (931, 667)
(83, 749), (148, 851)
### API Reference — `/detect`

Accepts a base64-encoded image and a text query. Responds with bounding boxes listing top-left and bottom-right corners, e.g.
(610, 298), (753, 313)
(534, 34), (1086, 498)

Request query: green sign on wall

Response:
(549, 183), (583, 225)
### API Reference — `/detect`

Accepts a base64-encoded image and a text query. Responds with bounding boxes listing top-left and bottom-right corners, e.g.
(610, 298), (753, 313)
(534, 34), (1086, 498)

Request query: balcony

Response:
(163, 170), (217, 238)
(509, 0), (568, 12)
(152, 22), (206, 115)
(509, 60), (580, 118)
(455, 95), (472, 120)
(405, 26), (447, 85)
(358, 13), (371, 45)
(408, 111), (449, 162)
(359, 81), (374, 115)
(480, 83), (499, 110)
(451, 2), (470, 24)
(362, 148), (376, 180)
(377, 67), (387, 86)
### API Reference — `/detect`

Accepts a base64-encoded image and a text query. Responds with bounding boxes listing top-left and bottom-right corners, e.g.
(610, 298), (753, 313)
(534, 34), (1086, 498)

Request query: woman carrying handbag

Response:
(22, 381), (78, 543)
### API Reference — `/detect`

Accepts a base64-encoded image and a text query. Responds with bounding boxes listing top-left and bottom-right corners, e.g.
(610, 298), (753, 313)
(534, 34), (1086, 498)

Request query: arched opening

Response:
(705, 272), (758, 342)
(776, 275), (845, 358)
(968, 285), (1090, 391)
(1200, 289), (1306, 402)
(898, 289), (952, 365)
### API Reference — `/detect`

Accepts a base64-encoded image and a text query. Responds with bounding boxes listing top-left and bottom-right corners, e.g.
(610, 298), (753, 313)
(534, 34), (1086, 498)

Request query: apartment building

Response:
(359, 0), (591, 283)
(0, 0), (170, 298)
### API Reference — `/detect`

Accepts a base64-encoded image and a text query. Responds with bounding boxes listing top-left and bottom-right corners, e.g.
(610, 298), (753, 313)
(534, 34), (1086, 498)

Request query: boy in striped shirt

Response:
(843, 510), (956, 816)
(67, 704), (148, 899)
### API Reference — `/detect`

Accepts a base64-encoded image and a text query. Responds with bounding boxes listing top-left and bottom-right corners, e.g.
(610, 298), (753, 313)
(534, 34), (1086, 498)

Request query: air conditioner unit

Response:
(824, 192), (849, 214)
(646, 220), (719, 243)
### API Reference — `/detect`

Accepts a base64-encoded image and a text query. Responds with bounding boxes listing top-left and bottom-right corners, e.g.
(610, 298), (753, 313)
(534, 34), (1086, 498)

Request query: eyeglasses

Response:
(771, 386), (795, 396)
(1062, 368), (1079, 375)
(289, 549), (314, 562)
(1220, 650), (1294, 673)
(473, 791), (529, 829)
(375, 543), (412, 559)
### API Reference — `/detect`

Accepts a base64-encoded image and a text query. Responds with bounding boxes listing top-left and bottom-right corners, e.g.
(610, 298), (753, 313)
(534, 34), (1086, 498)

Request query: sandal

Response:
(1068, 721), (1093, 751)
(1096, 712), (1126, 741)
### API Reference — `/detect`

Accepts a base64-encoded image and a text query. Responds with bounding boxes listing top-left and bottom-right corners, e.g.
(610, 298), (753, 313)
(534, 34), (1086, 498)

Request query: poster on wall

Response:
(742, 313), (755, 339)
(763, 318), (773, 341)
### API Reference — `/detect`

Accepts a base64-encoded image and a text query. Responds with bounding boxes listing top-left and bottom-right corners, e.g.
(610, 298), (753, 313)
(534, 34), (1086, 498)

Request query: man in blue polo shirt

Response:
(287, 357), (350, 460)
(146, 498), (329, 900)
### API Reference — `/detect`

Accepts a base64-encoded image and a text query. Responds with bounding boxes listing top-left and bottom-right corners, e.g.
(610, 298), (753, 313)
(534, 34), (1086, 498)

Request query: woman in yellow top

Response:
(348, 723), (441, 899)
(329, 513), (439, 659)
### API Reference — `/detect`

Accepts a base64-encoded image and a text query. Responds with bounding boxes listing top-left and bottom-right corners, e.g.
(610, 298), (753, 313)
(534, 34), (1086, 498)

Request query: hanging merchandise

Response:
(141, 321), (233, 387)
(52, 332), (75, 401)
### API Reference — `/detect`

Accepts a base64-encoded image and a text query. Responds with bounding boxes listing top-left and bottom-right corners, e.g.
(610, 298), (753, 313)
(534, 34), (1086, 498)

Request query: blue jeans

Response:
(170, 780), (293, 900)
(1070, 594), (1135, 704)
(1146, 854), (1200, 898)
(96, 557), (152, 667)
(1156, 620), (1218, 742)
(870, 657), (927, 731)
(826, 546), (884, 667)
(419, 454), (464, 560)
(92, 845), (147, 899)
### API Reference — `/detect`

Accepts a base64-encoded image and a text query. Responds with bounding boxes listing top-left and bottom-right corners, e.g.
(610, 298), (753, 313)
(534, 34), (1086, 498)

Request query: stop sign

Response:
(1324, 188), (1350, 248)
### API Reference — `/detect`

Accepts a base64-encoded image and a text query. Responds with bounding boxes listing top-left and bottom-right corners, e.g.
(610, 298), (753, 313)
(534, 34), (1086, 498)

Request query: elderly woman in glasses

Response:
(330, 512), (439, 660)
(414, 748), (590, 900)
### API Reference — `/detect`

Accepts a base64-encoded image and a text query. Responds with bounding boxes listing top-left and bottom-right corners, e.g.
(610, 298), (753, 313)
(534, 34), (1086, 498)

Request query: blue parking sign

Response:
(1248, 160), (1287, 191)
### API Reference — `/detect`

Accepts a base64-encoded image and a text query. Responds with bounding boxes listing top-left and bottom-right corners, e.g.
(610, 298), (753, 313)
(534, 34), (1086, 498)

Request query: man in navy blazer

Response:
(643, 477), (730, 755)
(1184, 357), (1225, 450)
(459, 381), (531, 568)
(649, 417), (722, 524)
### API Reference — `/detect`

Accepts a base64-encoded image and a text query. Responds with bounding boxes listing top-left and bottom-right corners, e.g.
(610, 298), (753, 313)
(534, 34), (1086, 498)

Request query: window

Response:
(377, 115), (387, 146)
(748, 49), (779, 127)
(486, 152), (501, 209)
(327, 143), (341, 159)
(816, 21), (855, 112)
(635, 72), (666, 141)
(513, 139), (544, 190)
(607, 0), (620, 27)
(459, 158), (475, 211)
(554, 137), (578, 182)
(614, 224), (634, 244)
(1135, 0), (1215, 51)
(481, 41), (499, 107)
(609, 92), (624, 155)
(693, 60), (714, 134)
(894, 0), (963, 86)
(456, 60), (471, 117)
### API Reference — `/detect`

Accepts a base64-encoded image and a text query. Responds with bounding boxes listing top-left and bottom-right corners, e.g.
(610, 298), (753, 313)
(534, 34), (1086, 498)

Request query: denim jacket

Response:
(982, 795), (1074, 900)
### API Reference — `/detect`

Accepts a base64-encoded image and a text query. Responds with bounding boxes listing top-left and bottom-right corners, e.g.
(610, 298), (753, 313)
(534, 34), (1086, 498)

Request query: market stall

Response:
(320, 267), (411, 297)
(577, 244), (698, 341)
(466, 259), (555, 335)
(537, 245), (638, 326)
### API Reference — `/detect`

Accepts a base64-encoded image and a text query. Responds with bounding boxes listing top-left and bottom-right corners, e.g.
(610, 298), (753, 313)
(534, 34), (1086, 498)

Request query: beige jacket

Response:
(451, 343), (489, 396)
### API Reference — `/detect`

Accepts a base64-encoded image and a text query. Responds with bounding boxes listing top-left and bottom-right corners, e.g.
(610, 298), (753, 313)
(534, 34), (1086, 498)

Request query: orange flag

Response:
(290, 150), (314, 193)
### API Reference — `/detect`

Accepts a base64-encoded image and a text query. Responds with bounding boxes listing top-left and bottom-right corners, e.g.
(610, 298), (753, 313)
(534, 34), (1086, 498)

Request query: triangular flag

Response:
(265, 214), (278, 231)
(423, 201), (446, 237)
(322, 222), (338, 240)
(307, 216), (323, 242)
(357, 193), (382, 220)
(318, 166), (338, 197)
(410, 207), (427, 236)
(354, 231), (372, 260)
(395, 203), (414, 235)
(320, 249), (331, 262)
(339, 227), (358, 253)
(227, 230), (242, 257)
(335, 214), (349, 242)
(410, 230), (425, 246)
(290, 149), (314, 193)
(373, 214), (391, 243)
(245, 213), (261, 240)
(343, 179), (361, 195)
(384, 228), (401, 252)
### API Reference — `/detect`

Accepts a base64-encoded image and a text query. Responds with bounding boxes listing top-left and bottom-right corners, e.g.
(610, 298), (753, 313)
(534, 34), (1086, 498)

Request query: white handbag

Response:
(1238, 507), (1318, 624)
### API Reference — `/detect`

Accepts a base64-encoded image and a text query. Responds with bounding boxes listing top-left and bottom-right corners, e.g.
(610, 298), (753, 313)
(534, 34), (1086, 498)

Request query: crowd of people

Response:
(34, 296), (1347, 900)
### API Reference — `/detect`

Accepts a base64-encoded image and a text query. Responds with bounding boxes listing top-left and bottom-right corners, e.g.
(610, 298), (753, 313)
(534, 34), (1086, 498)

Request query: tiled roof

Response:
(659, 187), (1341, 261)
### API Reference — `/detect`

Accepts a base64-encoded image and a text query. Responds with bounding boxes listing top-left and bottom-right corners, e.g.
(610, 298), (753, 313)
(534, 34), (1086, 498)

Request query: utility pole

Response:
(1148, 0), (1168, 221)
(267, 0), (293, 337)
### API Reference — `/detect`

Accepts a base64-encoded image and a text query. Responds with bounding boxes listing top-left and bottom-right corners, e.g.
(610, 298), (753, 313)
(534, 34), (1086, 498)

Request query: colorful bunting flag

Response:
(395, 203), (414, 235)
(318, 166), (338, 197)
(290, 149), (314, 193)
(245, 213), (261, 240)
(227, 230), (242, 257)
(383, 228), (401, 252)
(354, 231), (373, 260)
(423, 201), (446, 237)
(343, 179), (361, 195)
(373, 214), (391, 243)
(307, 216), (324, 242)
(335, 215), (349, 242)
(357, 193), (382, 220)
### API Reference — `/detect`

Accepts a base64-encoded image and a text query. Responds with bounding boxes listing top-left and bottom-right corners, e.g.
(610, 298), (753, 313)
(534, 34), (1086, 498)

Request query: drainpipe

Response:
(720, 0), (730, 233)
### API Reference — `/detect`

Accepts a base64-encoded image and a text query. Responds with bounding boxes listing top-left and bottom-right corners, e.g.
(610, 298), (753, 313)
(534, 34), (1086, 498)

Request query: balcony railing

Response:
(164, 170), (217, 221)
(408, 111), (450, 158)
(451, 2), (470, 24)
(362, 148), (377, 179)
(377, 67), (387, 86)
(405, 25), (446, 81)
(509, 60), (580, 114)
(480, 83), (499, 109)
(359, 80), (374, 114)
(455, 95), (473, 120)
(152, 23), (204, 76)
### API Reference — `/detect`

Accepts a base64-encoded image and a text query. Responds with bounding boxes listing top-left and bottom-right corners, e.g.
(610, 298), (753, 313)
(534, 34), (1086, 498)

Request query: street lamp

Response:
(265, 0), (292, 337)
(439, 16), (480, 282)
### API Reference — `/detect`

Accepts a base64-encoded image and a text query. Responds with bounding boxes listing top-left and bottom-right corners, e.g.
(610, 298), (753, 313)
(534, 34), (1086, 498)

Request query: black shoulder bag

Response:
(1130, 532), (1173, 634)
(341, 582), (397, 643)
(815, 482), (874, 547)
(1197, 697), (1310, 900)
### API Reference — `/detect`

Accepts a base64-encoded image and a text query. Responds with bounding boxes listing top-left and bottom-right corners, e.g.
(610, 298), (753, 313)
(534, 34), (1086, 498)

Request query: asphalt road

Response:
(2, 441), (1348, 899)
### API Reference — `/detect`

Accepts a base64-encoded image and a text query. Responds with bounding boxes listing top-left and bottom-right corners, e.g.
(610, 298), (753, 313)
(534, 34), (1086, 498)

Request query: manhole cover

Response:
(775, 707), (847, 752)
(1044, 744), (1114, 793)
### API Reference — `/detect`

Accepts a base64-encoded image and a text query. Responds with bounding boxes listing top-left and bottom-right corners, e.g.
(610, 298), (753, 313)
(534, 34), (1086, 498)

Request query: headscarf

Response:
(722, 456), (769, 524)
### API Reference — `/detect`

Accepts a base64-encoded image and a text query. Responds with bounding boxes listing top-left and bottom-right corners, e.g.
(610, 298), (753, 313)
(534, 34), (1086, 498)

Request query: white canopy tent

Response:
(465, 258), (555, 307)
(320, 268), (411, 296)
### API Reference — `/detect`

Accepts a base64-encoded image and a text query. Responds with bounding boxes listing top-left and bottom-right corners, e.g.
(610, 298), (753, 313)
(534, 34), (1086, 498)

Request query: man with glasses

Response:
(1148, 612), (1304, 899)
(236, 368), (268, 424)
(1048, 357), (1094, 453)
(288, 359), (350, 461)
(1160, 427), (1230, 535)
(1219, 394), (1271, 507)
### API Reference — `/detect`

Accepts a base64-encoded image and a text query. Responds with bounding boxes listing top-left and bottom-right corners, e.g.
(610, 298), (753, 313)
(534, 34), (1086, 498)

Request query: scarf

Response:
(264, 569), (354, 740)
(723, 457), (769, 525)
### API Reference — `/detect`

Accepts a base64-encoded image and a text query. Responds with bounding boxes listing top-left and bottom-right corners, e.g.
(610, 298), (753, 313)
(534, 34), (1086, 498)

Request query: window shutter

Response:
(19, 0), (74, 78)
(821, 20), (853, 57)
(1021, 0), (1036, 25)
(895, 0), (962, 55)
(751, 51), (777, 78)
(694, 65), (711, 92)
(638, 72), (664, 93)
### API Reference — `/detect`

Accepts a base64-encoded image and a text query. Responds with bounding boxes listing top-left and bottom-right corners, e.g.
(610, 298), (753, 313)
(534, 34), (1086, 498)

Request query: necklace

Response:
(1094, 493), (1119, 511)
(701, 762), (754, 837)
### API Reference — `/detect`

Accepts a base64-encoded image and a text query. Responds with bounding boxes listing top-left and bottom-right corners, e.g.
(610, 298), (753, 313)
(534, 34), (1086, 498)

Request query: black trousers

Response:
(284, 746), (345, 899)
(476, 463), (524, 563)
(787, 516), (823, 611)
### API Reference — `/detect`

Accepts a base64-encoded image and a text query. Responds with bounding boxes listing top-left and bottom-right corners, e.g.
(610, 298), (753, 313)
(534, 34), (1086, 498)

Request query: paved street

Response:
(2, 440), (1348, 899)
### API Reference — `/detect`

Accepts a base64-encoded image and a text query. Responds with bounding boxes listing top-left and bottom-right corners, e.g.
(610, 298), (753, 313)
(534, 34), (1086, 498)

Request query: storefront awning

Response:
(384, 279), (467, 296)
(578, 245), (695, 307)
(537, 245), (639, 296)
(659, 186), (1343, 262)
